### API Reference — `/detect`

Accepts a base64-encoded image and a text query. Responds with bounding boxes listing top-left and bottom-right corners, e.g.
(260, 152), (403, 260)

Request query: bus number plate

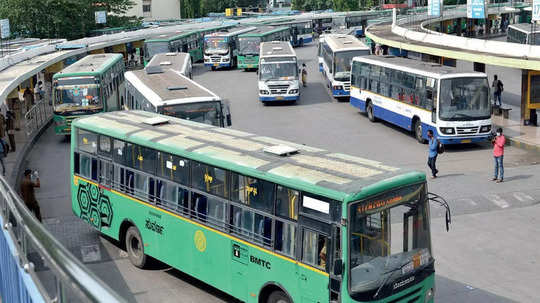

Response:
(461, 139), (472, 143)
(276, 96), (283, 100)
(213, 63), (219, 67)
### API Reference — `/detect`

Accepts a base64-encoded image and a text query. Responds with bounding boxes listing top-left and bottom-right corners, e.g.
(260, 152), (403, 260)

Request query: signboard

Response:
(225, 8), (233, 17)
(95, 11), (107, 24)
(237, 8), (242, 16)
(428, 0), (442, 17)
(0, 19), (10, 39)
(467, 0), (487, 19)
(533, 0), (540, 21)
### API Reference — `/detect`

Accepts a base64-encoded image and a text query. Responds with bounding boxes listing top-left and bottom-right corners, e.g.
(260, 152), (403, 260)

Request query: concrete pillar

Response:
(521, 69), (529, 124)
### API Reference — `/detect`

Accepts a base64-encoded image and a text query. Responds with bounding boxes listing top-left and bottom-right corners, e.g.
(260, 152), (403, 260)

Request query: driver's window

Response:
(302, 229), (328, 271)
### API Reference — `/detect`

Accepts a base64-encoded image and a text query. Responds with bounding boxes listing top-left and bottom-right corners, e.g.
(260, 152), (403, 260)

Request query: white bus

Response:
(320, 34), (370, 99)
(203, 26), (256, 70)
(258, 41), (300, 103)
(317, 34), (325, 72)
(507, 23), (540, 45)
(124, 62), (231, 127)
(146, 52), (193, 79)
(350, 55), (492, 144)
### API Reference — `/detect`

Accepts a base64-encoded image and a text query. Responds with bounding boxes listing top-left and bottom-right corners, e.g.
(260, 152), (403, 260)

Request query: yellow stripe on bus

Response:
(73, 176), (329, 277)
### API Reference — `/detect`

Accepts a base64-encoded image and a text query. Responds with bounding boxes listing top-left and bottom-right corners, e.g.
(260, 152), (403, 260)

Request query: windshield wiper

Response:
(450, 113), (474, 119)
(373, 261), (410, 299)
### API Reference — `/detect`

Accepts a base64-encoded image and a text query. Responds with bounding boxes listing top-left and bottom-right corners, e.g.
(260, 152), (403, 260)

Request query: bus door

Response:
(297, 215), (330, 302)
(231, 239), (249, 302)
(329, 224), (342, 302)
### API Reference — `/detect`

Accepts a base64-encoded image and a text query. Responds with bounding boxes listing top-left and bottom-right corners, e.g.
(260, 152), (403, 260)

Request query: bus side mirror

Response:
(333, 259), (343, 276)
(224, 102), (232, 127)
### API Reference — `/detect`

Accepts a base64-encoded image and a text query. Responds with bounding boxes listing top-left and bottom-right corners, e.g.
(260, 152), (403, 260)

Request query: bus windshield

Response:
(146, 42), (170, 59)
(259, 62), (298, 81)
(239, 37), (261, 55)
(349, 183), (432, 296)
(334, 50), (369, 81)
(160, 101), (222, 126)
(54, 85), (102, 113)
(439, 77), (490, 121)
(205, 37), (229, 54)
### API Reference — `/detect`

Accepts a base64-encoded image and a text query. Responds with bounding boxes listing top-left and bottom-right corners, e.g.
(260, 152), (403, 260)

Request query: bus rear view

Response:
(258, 41), (300, 103)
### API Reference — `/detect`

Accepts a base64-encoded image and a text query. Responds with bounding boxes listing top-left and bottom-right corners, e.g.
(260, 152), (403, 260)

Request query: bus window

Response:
(98, 135), (112, 157)
(231, 205), (254, 238)
(134, 146), (157, 174)
(191, 163), (228, 198)
(98, 160), (112, 186)
(156, 180), (177, 208)
(78, 129), (98, 154)
(191, 192), (207, 222)
(274, 220), (296, 257)
(231, 174), (274, 212)
(276, 185), (299, 220)
(157, 152), (190, 185)
(255, 213), (272, 246)
(302, 229), (328, 271)
(133, 172), (148, 198)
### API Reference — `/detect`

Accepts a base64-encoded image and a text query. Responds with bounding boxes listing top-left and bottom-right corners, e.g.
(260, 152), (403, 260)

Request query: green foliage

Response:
(0, 0), (139, 40)
(292, 0), (333, 11)
(181, 0), (264, 18)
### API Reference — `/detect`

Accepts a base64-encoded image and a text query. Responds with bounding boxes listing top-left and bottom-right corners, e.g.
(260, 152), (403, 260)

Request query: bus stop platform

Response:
(492, 103), (540, 153)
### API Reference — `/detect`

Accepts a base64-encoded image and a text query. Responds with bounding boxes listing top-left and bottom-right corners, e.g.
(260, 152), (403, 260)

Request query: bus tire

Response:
(367, 102), (376, 122)
(414, 119), (425, 144)
(125, 226), (147, 268)
(267, 290), (291, 303)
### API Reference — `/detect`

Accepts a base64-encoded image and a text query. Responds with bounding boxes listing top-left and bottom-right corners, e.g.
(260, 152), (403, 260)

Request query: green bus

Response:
(52, 54), (125, 135)
(144, 25), (235, 65)
(71, 110), (446, 303)
(237, 26), (291, 70)
(144, 30), (201, 65)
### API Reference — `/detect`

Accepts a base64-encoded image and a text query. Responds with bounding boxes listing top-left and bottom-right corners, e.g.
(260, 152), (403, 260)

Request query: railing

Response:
(25, 98), (53, 137)
(0, 176), (126, 303)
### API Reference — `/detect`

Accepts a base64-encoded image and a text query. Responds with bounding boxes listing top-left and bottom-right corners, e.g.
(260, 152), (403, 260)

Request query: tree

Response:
(0, 0), (139, 40)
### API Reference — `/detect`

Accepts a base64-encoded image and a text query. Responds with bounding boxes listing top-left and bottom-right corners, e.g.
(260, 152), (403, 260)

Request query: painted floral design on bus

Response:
(77, 183), (113, 230)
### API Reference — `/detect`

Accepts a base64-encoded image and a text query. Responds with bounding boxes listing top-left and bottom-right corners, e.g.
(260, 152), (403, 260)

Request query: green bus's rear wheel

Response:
(268, 290), (290, 303)
(126, 226), (147, 268)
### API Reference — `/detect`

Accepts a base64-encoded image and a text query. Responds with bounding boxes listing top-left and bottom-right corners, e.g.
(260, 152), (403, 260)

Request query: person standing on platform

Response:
(492, 75), (504, 107)
(20, 169), (42, 222)
(301, 63), (308, 87)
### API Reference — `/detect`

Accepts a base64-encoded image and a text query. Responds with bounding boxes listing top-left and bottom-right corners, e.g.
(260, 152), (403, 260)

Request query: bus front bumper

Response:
(205, 62), (231, 68)
(259, 95), (298, 102)
(436, 135), (490, 145)
(238, 63), (258, 69)
(333, 88), (350, 97)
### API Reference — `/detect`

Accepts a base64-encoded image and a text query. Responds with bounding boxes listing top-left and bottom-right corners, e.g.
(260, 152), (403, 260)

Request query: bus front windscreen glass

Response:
(160, 102), (221, 126)
(146, 42), (170, 58)
(204, 37), (228, 54)
(54, 84), (102, 113)
(259, 62), (298, 81)
(239, 37), (261, 55)
(439, 77), (490, 121)
(349, 183), (432, 298)
(334, 50), (369, 81)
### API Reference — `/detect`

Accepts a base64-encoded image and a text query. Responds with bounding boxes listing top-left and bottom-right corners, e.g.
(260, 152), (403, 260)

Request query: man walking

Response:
(20, 169), (42, 222)
(427, 130), (439, 179)
(492, 75), (504, 107)
(492, 127), (505, 183)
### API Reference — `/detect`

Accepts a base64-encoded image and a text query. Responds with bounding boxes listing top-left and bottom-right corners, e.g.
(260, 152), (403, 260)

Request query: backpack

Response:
(437, 140), (445, 154)
(497, 80), (504, 92)
(0, 139), (6, 156)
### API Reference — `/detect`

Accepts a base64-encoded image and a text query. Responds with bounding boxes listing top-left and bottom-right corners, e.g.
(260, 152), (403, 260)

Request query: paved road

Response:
(28, 43), (540, 302)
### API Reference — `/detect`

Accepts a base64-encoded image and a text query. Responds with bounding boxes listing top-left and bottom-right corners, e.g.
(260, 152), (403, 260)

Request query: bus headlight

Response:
(223, 57), (230, 62)
(289, 89), (298, 94)
(260, 90), (270, 95)
(424, 288), (434, 302)
(333, 85), (343, 91)
(480, 125), (491, 133)
(439, 127), (455, 135)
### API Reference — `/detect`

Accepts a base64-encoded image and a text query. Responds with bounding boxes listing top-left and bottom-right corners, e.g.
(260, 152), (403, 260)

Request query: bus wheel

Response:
(126, 226), (147, 268)
(414, 119), (425, 143)
(367, 102), (376, 122)
(267, 290), (291, 303)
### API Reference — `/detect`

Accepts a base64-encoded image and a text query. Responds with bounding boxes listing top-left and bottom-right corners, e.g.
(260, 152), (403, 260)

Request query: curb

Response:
(9, 118), (53, 190)
(506, 136), (540, 154)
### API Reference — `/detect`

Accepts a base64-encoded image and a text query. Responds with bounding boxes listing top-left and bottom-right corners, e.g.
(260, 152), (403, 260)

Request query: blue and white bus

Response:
(271, 20), (313, 47)
(258, 41), (300, 103)
(321, 34), (370, 99)
(317, 34), (326, 72)
(350, 55), (492, 144)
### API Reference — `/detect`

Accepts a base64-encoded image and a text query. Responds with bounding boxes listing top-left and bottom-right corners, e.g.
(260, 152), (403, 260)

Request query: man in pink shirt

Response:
(492, 127), (506, 183)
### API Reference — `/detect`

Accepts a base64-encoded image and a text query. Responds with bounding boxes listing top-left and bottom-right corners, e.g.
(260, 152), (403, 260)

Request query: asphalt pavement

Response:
(27, 43), (540, 302)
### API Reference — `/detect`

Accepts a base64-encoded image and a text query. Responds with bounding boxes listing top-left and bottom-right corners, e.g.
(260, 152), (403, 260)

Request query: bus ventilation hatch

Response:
(146, 65), (163, 74)
(142, 117), (170, 126)
(263, 145), (299, 157)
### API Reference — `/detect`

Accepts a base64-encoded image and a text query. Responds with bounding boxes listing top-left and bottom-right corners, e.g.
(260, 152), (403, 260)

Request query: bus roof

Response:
(238, 26), (289, 37)
(269, 20), (311, 27)
(260, 41), (296, 58)
(53, 54), (123, 79)
(324, 34), (369, 52)
(146, 52), (191, 75)
(204, 26), (257, 38)
(125, 68), (219, 107)
(353, 55), (487, 79)
(73, 111), (421, 202)
(145, 30), (196, 43)
(508, 23), (540, 34)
